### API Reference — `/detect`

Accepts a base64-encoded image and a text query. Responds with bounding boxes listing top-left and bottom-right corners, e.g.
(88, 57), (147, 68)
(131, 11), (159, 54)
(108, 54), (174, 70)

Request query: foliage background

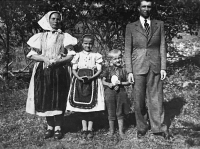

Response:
(1, 0), (200, 148)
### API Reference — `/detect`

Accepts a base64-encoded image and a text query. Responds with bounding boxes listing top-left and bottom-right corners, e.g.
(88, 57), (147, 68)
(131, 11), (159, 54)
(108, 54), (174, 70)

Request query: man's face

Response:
(138, 1), (152, 19)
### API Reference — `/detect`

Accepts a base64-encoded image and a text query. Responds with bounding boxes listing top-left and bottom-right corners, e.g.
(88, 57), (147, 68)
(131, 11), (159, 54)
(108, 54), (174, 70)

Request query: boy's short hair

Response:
(108, 49), (122, 58)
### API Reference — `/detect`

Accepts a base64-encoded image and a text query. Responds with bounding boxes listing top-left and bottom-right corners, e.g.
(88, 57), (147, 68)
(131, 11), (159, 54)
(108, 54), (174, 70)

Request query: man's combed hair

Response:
(137, 0), (154, 7)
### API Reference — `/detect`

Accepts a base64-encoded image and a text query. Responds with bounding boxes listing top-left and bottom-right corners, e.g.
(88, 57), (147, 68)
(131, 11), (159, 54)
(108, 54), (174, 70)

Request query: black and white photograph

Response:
(1, 0), (200, 148)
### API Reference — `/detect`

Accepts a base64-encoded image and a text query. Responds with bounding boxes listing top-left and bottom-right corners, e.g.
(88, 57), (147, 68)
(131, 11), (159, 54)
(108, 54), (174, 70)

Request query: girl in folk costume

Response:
(26, 11), (77, 139)
(66, 34), (105, 139)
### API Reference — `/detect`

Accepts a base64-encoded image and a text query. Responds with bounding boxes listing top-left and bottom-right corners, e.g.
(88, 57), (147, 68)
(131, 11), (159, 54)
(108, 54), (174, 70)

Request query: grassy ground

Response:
(1, 63), (200, 149)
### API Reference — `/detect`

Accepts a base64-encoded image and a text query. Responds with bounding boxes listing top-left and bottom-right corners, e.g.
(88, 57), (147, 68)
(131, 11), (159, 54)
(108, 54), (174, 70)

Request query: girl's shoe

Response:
(87, 130), (94, 139)
(81, 130), (88, 139)
(54, 130), (62, 140)
(44, 129), (54, 139)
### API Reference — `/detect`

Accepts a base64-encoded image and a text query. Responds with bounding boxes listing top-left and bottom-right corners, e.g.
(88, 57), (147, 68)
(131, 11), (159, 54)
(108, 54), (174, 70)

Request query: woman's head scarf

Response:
(38, 11), (62, 31)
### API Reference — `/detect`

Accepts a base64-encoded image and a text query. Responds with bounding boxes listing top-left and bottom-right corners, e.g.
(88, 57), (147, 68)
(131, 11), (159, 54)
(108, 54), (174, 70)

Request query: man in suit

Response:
(124, 0), (171, 139)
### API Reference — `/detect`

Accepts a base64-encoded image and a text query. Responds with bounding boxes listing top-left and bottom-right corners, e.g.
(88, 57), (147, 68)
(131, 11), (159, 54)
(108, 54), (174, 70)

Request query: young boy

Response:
(102, 49), (131, 139)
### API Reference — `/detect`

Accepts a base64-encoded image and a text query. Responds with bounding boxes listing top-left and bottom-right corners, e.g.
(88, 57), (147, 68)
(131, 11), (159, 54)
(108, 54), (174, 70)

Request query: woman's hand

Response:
(49, 58), (59, 67)
(43, 57), (51, 67)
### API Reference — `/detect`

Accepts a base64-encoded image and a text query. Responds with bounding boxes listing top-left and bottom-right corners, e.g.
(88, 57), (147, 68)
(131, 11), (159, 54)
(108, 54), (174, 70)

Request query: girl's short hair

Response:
(108, 49), (122, 58)
(81, 34), (94, 44)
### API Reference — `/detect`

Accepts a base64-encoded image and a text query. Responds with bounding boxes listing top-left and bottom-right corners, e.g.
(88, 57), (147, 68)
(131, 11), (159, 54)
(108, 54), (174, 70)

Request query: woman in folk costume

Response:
(66, 34), (105, 139)
(26, 11), (77, 139)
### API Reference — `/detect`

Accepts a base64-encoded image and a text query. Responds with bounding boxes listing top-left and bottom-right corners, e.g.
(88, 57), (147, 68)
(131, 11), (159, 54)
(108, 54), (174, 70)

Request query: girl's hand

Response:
(77, 76), (84, 82)
(87, 76), (93, 81)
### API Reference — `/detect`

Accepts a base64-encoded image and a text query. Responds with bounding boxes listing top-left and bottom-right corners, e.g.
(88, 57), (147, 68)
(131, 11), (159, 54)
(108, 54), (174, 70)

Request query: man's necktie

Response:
(144, 19), (150, 36)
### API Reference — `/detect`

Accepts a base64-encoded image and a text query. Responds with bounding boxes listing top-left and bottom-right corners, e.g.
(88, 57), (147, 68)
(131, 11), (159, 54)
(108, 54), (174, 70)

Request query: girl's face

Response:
(49, 13), (61, 29)
(82, 37), (93, 52)
(111, 54), (122, 67)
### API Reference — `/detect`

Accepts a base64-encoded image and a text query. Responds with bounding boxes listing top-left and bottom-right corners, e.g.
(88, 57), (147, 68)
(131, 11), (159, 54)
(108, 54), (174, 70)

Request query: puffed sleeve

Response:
(26, 33), (43, 58)
(95, 53), (103, 70)
(27, 33), (42, 49)
(63, 33), (78, 47)
(71, 53), (80, 70)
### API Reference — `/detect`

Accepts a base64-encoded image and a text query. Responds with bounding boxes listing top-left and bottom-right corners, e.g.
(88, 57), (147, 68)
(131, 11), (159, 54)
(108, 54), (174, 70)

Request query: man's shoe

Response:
(44, 129), (54, 139)
(153, 132), (173, 140)
(137, 131), (146, 139)
(160, 132), (173, 140)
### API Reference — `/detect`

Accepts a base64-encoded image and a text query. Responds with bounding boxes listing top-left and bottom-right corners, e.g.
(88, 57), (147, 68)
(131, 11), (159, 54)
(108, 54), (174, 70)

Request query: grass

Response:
(1, 63), (200, 149)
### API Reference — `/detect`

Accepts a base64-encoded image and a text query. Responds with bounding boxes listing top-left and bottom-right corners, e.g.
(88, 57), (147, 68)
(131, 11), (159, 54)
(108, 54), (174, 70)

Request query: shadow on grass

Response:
(62, 110), (136, 134)
(62, 111), (109, 134)
(164, 97), (186, 129)
(178, 120), (200, 146)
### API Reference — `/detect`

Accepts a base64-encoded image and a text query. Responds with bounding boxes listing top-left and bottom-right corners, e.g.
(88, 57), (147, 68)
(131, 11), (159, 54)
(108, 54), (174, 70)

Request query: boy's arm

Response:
(119, 68), (133, 86)
(102, 77), (113, 88)
(120, 81), (132, 86)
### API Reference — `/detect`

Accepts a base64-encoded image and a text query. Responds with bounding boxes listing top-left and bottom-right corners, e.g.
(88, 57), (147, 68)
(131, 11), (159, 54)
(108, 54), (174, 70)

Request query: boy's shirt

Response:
(101, 65), (127, 90)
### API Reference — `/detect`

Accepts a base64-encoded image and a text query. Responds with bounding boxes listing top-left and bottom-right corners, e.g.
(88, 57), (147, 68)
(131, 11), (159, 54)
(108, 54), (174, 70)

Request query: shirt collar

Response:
(82, 50), (90, 55)
(140, 16), (151, 28)
(47, 29), (62, 34)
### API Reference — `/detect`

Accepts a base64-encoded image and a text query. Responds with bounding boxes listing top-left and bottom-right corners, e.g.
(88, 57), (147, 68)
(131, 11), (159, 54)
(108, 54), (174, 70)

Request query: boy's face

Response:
(111, 54), (122, 67)
(82, 37), (93, 52)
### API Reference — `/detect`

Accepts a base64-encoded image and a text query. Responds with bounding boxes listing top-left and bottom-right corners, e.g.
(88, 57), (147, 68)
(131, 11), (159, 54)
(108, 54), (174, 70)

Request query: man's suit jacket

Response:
(124, 19), (167, 75)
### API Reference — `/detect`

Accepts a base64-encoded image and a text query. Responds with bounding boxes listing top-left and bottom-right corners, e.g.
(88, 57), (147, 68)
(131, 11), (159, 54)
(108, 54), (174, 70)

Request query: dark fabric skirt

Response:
(34, 62), (70, 113)
(68, 68), (98, 109)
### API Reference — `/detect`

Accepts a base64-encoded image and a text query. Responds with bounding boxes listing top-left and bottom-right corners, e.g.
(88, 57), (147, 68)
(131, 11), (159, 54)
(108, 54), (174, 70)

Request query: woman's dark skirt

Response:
(34, 62), (70, 113)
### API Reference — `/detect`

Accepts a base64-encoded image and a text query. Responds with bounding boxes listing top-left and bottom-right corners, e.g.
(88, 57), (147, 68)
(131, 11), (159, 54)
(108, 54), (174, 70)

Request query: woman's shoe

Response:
(54, 130), (62, 140)
(87, 130), (94, 139)
(44, 129), (54, 139)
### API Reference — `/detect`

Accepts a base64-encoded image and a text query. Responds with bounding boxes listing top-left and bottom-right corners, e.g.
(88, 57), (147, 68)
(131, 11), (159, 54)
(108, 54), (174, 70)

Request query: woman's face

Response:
(82, 37), (93, 52)
(49, 13), (61, 29)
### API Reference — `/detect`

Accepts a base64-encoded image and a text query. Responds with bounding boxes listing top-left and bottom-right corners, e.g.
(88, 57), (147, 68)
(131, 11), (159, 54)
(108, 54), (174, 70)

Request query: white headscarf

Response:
(38, 11), (62, 31)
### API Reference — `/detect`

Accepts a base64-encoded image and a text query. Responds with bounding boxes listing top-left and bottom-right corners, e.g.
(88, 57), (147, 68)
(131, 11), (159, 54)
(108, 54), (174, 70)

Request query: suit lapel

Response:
(148, 20), (158, 42)
(135, 20), (147, 38)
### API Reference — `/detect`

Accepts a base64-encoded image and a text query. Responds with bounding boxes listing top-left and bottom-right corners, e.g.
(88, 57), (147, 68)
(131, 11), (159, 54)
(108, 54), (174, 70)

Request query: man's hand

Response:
(160, 70), (167, 80)
(128, 73), (134, 84)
